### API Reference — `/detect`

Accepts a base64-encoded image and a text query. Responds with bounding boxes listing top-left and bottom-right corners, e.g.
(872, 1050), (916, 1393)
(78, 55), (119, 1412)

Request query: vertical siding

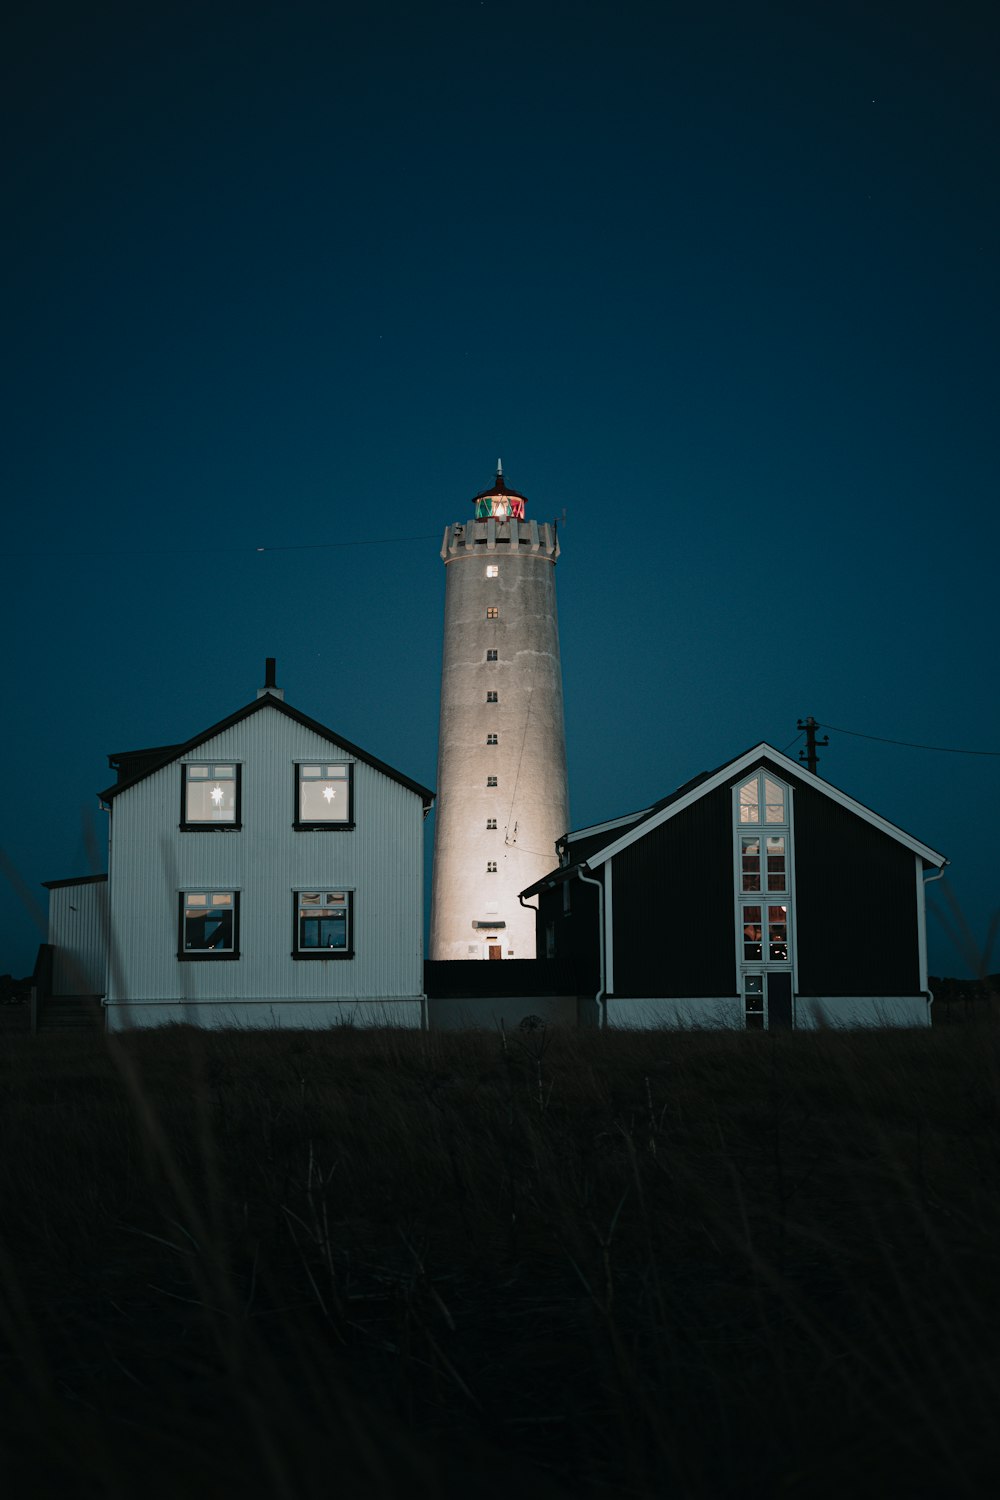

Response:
(791, 773), (919, 995)
(49, 879), (109, 995)
(106, 710), (424, 1005)
(611, 787), (736, 998)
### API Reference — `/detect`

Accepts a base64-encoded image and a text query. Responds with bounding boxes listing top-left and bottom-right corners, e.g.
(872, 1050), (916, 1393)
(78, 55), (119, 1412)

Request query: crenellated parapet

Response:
(440, 517), (560, 561)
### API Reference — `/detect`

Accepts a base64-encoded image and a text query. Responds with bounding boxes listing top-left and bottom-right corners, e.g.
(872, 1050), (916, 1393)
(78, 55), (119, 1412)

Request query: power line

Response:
(821, 721), (1000, 757)
(5, 532), (442, 559)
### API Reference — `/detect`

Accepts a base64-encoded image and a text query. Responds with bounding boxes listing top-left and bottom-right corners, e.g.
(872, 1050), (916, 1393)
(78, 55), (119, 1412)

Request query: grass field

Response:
(2, 1020), (999, 1497)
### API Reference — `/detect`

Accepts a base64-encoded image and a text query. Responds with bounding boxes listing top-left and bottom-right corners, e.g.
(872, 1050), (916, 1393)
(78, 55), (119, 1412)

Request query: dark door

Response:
(768, 971), (793, 1029)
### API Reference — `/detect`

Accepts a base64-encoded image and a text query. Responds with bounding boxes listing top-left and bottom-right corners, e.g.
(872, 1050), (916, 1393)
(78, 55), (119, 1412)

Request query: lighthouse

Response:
(429, 465), (569, 960)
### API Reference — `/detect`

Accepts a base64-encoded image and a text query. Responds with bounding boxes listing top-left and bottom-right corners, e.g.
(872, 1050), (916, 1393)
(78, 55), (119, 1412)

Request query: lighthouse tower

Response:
(430, 465), (569, 960)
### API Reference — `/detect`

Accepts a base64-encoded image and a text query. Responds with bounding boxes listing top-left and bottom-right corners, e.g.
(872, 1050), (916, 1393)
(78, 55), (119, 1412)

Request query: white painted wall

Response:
(47, 879), (109, 995)
(104, 704), (425, 1025)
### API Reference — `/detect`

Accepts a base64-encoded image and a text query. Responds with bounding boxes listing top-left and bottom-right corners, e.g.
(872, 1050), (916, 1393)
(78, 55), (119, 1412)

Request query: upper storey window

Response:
(296, 763), (354, 830)
(182, 764), (240, 830)
(737, 772), (786, 825)
(486, 565), (499, 578)
(486, 607), (499, 620)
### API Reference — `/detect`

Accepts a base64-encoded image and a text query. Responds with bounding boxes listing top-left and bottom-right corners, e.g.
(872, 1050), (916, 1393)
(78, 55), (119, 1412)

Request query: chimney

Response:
(257, 657), (284, 700)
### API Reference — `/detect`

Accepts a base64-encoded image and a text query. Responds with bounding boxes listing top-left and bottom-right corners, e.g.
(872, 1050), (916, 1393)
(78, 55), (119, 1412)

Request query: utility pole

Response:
(797, 716), (829, 776)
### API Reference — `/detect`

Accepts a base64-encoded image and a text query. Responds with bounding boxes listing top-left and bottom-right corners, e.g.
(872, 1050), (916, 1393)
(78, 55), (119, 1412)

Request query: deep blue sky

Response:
(3, 0), (998, 980)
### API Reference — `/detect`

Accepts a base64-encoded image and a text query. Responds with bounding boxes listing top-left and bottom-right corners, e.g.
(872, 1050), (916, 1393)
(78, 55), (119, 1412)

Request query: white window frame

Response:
(732, 771), (796, 1029)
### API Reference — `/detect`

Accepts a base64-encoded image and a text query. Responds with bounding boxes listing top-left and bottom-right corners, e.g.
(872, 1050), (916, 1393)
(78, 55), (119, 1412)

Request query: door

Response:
(488, 945), (502, 961)
(741, 971), (794, 1030)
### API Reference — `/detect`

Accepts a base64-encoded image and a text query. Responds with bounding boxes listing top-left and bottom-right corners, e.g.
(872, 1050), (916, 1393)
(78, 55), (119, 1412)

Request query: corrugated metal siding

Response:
(106, 710), (424, 1004)
(792, 775), (919, 995)
(49, 881), (109, 995)
(611, 788), (736, 998)
(538, 880), (601, 994)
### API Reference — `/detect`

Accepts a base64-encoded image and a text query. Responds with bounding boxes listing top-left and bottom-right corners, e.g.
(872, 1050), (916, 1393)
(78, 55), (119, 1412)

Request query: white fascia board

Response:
(584, 743), (948, 871)
(565, 807), (652, 843)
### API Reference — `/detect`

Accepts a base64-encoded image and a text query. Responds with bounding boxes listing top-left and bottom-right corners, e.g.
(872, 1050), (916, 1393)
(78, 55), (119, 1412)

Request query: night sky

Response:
(4, 0), (998, 982)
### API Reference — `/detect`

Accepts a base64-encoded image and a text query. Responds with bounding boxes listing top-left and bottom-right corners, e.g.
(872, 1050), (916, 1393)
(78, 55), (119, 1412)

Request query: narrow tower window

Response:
(485, 565), (499, 578)
(487, 776), (498, 787)
(486, 607), (499, 619)
(486, 818), (497, 829)
(486, 691), (498, 703)
(487, 862), (498, 873)
(486, 649), (498, 661)
(486, 733), (498, 745)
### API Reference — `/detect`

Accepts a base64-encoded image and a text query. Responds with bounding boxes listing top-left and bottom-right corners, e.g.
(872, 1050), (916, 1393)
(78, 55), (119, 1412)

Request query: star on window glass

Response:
(322, 785), (337, 803)
(211, 786), (225, 807)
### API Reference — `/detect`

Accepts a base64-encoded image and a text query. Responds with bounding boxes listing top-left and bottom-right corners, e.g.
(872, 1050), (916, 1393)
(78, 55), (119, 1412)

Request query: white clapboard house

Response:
(521, 743), (948, 1030)
(40, 662), (433, 1030)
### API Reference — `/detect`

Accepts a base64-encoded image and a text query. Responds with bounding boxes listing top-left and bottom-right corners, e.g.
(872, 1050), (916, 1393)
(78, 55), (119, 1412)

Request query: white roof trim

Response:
(564, 806), (652, 843)
(584, 743), (948, 871)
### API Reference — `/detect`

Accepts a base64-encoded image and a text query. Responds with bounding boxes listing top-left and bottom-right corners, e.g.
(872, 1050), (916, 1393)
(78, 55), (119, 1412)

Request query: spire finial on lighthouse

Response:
(497, 458), (503, 483)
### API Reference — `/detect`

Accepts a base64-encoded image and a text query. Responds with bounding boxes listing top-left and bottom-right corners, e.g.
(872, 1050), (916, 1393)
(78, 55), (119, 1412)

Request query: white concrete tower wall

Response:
(430, 469), (569, 960)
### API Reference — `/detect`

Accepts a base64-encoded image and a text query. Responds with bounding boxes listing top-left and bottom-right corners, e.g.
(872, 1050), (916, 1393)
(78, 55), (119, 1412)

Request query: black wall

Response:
(535, 877), (601, 996)
(790, 773), (920, 996)
(610, 786), (737, 998)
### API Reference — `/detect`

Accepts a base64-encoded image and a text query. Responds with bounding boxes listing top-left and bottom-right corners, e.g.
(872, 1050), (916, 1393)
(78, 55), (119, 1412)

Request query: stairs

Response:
(36, 995), (105, 1033)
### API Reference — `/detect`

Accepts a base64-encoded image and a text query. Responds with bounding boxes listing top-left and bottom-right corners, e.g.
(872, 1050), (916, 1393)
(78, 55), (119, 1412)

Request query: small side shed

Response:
(522, 744), (947, 1030)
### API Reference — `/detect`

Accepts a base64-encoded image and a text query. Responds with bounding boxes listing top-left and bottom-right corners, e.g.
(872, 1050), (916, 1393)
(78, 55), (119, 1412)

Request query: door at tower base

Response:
(430, 470), (569, 960)
(522, 742), (947, 1031)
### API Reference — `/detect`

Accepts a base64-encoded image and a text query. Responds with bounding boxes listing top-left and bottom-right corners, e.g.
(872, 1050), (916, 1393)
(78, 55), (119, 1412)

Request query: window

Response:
(487, 776), (497, 787)
(182, 764), (240, 829)
(486, 607), (499, 620)
(486, 691), (498, 703)
(486, 818), (497, 829)
(296, 763), (354, 829)
(294, 891), (353, 958)
(486, 649), (498, 661)
(486, 565), (499, 578)
(486, 733), (498, 745)
(744, 975), (765, 1030)
(738, 772), (786, 824)
(734, 768), (793, 1027)
(179, 891), (239, 959)
(487, 862), (497, 873)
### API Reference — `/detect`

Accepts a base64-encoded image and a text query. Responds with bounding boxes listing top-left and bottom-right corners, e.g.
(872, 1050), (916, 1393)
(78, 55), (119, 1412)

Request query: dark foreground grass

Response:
(1, 1021), (999, 1498)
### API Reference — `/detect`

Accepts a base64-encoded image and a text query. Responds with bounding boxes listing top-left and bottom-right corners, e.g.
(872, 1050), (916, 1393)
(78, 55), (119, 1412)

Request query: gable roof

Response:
(98, 693), (435, 809)
(521, 742), (946, 897)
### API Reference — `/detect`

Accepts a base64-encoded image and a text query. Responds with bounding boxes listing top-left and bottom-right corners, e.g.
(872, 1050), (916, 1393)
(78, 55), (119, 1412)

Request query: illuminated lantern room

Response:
(472, 461), (526, 521)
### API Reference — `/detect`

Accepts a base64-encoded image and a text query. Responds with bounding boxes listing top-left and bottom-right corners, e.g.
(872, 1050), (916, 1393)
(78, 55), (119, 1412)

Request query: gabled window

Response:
(737, 772), (786, 825)
(182, 764), (241, 830)
(295, 763), (354, 830)
(293, 891), (353, 958)
(179, 891), (239, 959)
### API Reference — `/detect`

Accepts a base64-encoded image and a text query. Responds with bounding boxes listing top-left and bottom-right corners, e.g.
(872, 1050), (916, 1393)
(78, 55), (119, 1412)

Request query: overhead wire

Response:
(820, 722), (1000, 757)
(5, 532), (442, 559)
